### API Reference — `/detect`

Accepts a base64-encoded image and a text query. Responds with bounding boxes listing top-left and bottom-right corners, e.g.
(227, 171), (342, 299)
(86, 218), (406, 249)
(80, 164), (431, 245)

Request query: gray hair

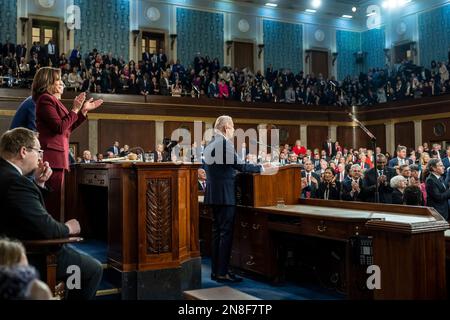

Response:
(390, 175), (407, 188)
(214, 115), (233, 133)
(350, 164), (361, 173)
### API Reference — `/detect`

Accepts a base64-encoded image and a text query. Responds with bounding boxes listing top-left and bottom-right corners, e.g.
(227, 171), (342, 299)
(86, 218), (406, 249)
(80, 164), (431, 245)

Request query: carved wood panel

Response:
(146, 178), (172, 254)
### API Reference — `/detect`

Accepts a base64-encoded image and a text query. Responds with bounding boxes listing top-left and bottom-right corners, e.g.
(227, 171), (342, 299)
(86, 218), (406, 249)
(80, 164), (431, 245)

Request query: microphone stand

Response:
(348, 110), (380, 203)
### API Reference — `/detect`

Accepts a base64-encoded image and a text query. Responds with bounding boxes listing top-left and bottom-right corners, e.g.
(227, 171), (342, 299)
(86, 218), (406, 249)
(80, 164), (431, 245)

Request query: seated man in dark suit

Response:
(0, 128), (102, 299)
(204, 116), (264, 283)
(425, 159), (450, 220)
(363, 154), (396, 203)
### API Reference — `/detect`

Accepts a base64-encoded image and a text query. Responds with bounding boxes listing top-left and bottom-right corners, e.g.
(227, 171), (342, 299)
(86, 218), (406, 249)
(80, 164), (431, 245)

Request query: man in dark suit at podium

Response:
(204, 115), (263, 283)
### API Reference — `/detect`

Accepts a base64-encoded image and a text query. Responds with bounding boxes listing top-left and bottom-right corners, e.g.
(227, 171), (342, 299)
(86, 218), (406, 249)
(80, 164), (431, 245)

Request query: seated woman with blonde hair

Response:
(0, 238), (52, 300)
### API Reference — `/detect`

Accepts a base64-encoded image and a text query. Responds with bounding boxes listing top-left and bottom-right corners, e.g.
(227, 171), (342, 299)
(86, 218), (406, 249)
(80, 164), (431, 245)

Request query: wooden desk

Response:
(255, 200), (448, 300)
(65, 162), (201, 299)
(199, 166), (449, 300)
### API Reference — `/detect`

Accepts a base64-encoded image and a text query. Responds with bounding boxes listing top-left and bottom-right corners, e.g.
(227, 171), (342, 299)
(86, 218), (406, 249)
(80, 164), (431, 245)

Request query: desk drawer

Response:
(240, 252), (269, 275)
(300, 218), (357, 240)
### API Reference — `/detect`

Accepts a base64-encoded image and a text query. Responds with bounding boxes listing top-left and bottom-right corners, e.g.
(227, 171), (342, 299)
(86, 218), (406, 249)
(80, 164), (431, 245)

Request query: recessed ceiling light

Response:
(305, 9), (317, 13)
(342, 15), (353, 18)
(311, 0), (321, 9)
(352, 6), (357, 12)
(265, 2), (277, 7)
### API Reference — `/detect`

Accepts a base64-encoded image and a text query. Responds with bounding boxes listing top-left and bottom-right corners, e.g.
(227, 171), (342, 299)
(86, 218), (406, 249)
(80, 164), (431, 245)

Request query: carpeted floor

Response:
(71, 241), (344, 300)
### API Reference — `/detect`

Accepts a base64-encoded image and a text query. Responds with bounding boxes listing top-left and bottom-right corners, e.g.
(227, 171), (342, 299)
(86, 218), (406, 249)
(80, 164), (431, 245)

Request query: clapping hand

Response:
(34, 160), (52, 188)
(82, 97), (104, 115)
(73, 92), (86, 113)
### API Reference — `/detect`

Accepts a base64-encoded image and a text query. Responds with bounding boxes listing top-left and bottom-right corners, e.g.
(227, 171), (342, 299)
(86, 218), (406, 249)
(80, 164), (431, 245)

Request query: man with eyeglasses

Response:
(0, 128), (102, 299)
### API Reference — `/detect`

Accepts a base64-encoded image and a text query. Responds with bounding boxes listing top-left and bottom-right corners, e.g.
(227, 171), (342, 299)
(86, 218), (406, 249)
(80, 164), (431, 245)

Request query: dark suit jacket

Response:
(442, 157), (450, 170)
(388, 157), (413, 168)
(36, 93), (86, 170)
(316, 181), (341, 200)
(159, 77), (170, 96)
(341, 177), (365, 202)
(426, 174), (450, 220)
(301, 171), (320, 198)
(322, 142), (336, 157)
(106, 146), (120, 155)
(363, 167), (396, 203)
(10, 96), (36, 131)
(15, 45), (27, 60)
(0, 158), (69, 240)
(151, 150), (168, 162)
(391, 189), (404, 205)
(204, 134), (261, 206)
(198, 180), (207, 192)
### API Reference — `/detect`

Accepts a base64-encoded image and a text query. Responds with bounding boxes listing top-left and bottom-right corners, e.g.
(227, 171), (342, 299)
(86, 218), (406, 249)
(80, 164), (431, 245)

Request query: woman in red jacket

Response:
(33, 67), (103, 220)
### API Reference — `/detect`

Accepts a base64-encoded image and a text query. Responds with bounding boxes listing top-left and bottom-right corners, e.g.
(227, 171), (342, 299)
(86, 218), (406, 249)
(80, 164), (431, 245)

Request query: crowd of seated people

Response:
(1, 40), (449, 107)
(75, 137), (450, 219)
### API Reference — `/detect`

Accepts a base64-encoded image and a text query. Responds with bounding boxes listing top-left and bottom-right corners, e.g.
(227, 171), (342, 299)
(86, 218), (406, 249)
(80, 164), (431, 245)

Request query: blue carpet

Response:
(70, 241), (344, 300)
(200, 258), (344, 300)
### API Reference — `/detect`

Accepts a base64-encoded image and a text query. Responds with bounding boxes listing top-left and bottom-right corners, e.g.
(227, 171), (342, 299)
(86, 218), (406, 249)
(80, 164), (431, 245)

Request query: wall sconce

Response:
(226, 40), (234, 56)
(332, 52), (338, 66)
(305, 50), (311, 64)
(170, 34), (177, 51)
(258, 44), (265, 59)
(20, 17), (29, 37)
(131, 30), (140, 47)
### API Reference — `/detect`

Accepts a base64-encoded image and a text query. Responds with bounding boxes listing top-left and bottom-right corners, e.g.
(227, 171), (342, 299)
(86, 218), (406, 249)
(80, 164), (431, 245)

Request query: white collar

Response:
(432, 172), (442, 179)
(6, 160), (23, 175)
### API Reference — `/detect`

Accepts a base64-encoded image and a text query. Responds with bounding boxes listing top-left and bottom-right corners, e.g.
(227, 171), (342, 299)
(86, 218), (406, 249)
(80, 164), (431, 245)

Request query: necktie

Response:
(307, 173), (311, 186)
(439, 177), (446, 189)
(202, 181), (206, 190)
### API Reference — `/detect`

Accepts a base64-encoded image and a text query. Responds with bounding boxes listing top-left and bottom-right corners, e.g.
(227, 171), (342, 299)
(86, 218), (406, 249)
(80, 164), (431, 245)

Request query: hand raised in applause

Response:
(72, 92), (86, 113)
(81, 97), (104, 116)
(310, 177), (318, 186)
(65, 219), (81, 235)
(351, 181), (361, 193)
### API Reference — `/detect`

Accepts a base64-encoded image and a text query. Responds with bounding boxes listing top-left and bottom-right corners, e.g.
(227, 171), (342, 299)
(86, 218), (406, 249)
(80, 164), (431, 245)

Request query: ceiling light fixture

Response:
(342, 15), (353, 18)
(265, 2), (277, 7)
(311, 0), (321, 9)
(305, 9), (317, 13)
(352, 7), (357, 12)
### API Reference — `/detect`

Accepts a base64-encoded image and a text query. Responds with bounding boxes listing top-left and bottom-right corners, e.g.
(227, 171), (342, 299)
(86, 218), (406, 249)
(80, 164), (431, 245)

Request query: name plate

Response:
(82, 170), (109, 187)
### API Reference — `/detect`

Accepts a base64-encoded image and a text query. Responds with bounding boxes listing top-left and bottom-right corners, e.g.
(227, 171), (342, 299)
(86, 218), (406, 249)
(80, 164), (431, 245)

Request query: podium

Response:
(65, 162), (201, 299)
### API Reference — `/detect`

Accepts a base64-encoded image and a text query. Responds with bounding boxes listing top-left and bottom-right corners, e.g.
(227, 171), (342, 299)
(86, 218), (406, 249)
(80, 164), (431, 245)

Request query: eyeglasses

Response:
(27, 146), (44, 156)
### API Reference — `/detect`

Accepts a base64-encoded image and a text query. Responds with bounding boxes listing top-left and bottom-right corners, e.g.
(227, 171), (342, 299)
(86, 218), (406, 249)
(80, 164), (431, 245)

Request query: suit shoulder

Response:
(36, 93), (53, 104)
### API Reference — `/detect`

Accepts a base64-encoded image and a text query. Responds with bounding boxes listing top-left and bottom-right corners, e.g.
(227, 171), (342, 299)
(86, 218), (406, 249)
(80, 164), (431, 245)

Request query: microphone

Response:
(250, 139), (271, 148)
